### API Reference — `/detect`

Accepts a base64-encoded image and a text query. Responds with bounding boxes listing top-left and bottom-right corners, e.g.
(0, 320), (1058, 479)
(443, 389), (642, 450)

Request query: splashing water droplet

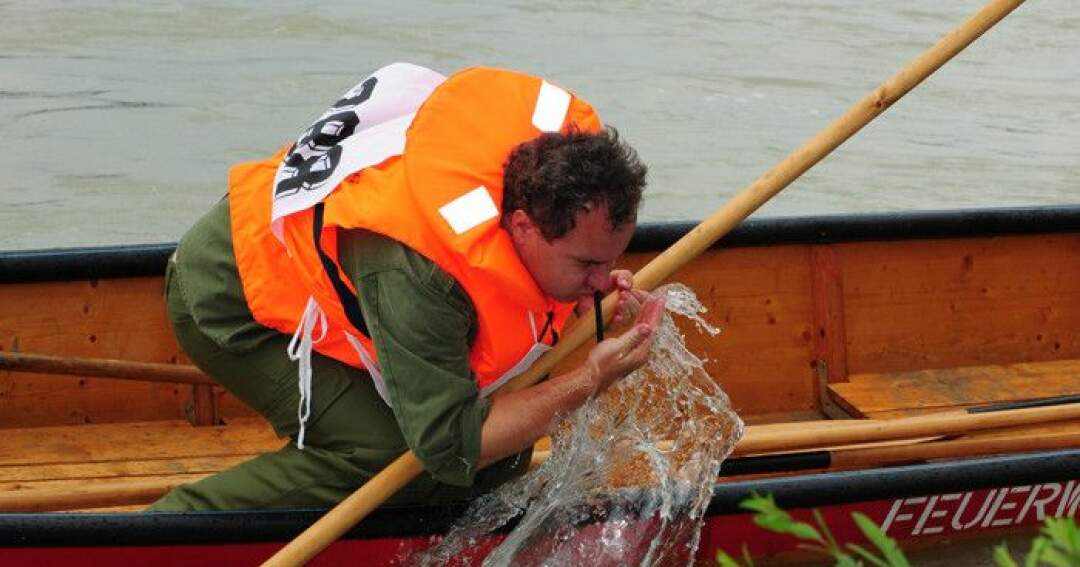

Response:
(409, 283), (744, 566)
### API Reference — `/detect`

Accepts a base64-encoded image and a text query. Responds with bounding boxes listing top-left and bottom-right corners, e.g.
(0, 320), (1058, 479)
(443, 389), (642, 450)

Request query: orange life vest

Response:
(228, 63), (602, 403)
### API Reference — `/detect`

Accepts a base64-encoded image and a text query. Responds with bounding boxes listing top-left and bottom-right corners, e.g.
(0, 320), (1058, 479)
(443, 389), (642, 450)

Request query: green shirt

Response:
(174, 197), (489, 486)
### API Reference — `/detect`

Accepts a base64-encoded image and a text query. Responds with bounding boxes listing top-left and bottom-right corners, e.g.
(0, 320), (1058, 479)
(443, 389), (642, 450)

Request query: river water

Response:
(1, 1), (1077, 251)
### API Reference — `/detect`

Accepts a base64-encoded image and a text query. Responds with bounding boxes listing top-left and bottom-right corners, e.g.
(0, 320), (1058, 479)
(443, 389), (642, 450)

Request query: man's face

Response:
(509, 204), (636, 303)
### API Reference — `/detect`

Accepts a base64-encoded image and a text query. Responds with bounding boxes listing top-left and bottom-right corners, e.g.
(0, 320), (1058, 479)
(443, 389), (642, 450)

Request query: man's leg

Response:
(150, 262), (527, 511)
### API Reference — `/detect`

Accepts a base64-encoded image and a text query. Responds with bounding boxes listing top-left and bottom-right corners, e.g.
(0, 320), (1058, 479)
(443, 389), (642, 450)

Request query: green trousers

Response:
(148, 260), (528, 511)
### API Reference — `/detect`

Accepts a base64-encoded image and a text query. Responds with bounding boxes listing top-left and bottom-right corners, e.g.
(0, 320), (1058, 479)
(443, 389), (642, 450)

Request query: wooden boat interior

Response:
(0, 206), (1076, 513)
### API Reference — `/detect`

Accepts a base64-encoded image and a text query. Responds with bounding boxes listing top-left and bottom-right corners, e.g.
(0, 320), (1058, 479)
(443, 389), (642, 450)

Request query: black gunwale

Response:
(2, 205), (1077, 284)
(2, 449), (1076, 548)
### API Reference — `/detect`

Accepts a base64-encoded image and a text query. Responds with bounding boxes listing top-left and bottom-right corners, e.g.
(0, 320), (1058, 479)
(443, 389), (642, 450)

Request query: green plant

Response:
(714, 493), (1080, 567)
(715, 493), (908, 567)
(994, 517), (1080, 567)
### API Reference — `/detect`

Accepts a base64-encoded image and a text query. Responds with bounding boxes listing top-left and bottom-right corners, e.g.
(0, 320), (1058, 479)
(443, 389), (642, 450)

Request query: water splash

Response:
(410, 283), (744, 566)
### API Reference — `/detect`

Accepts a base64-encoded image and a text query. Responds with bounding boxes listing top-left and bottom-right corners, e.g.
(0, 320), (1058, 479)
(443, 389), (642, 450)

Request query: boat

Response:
(0, 205), (1077, 565)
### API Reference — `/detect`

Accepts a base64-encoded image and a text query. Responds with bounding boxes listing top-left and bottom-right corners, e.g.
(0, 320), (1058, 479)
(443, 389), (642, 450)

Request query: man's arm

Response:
(478, 294), (665, 467)
(342, 230), (489, 486)
(341, 230), (664, 480)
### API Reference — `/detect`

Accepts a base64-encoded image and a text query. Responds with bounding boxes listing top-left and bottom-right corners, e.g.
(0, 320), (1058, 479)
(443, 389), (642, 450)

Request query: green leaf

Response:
(739, 493), (778, 514)
(744, 494), (824, 544)
(715, 550), (744, 567)
(846, 543), (890, 567)
(833, 554), (863, 567)
(1039, 547), (1074, 567)
(1024, 538), (1050, 567)
(851, 513), (909, 567)
(815, 509), (842, 554)
(786, 520), (825, 543)
(992, 542), (1019, 567)
(1043, 517), (1080, 557)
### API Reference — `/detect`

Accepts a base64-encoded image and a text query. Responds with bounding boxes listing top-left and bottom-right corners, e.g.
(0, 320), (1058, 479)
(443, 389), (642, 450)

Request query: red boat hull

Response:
(4, 451), (1077, 566)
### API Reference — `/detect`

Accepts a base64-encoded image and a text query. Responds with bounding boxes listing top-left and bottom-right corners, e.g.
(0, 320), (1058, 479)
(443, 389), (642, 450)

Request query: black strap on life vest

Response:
(311, 203), (370, 337)
(312, 202), (568, 350)
(593, 290), (604, 343)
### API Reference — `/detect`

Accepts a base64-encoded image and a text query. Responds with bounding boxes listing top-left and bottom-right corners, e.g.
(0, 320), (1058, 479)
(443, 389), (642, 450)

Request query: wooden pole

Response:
(828, 430), (1080, 470)
(734, 402), (1080, 455)
(0, 351), (212, 385)
(528, 406), (1080, 469)
(530, 429), (1080, 478)
(261, 1), (1027, 564)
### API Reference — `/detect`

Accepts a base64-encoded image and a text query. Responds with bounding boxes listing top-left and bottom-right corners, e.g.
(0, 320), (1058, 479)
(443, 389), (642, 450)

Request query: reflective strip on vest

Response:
(532, 81), (572, 132)
(438, 186), (500, 235)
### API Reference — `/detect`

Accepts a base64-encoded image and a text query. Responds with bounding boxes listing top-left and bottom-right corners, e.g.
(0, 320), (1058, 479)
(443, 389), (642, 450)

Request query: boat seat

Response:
(0, 417), (281, 512)
(826, 358), (1080, 419)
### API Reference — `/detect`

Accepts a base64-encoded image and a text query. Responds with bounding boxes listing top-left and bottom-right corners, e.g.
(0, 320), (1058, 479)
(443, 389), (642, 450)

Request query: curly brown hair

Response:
(502, 126), (647, 240)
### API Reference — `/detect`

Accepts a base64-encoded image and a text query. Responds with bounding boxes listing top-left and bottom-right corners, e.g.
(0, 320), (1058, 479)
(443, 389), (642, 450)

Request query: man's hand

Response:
(575, 269), (650, 326)
(479, 292), (664, 468)
(584, 292), (666, 395)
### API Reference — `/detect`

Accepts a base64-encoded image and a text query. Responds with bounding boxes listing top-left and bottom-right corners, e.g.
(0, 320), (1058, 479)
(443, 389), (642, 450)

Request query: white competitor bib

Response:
(270, 62), (446, 240)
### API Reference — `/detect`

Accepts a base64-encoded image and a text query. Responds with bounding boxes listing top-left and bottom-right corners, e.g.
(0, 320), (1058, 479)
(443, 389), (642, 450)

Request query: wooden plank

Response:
(620, 245), (818, 416)
(810, 244), (848, 383)
(740, 409), (826, 426)
(3, 232), (1071, 430)
(0, 372), (189, 427)
(0, 277), (258, 427)
(829, 359), (1080, 416)
(187, 384), (220, 426)
(0, 417), (280, 466)
(0, 277), (192, 427)
(0, 476), (203, 512)
(0, 455), (254, 485)
(0, 278), (177, 363)
(840, 234), (1080, 375)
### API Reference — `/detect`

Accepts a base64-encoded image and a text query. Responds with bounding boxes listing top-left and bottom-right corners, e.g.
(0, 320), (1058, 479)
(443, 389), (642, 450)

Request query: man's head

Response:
(502, 127), (647, 302)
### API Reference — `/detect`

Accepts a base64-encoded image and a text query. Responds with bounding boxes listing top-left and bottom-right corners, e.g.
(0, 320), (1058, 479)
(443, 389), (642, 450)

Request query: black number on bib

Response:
(275, 145), (345, 197)
(274, 76), (379, 198)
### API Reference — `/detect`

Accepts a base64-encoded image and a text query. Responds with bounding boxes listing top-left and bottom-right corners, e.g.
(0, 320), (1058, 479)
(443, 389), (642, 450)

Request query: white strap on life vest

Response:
(478, 311), (553, 398)
(344, 332), (390, 405)
(287, 296), (328, 449)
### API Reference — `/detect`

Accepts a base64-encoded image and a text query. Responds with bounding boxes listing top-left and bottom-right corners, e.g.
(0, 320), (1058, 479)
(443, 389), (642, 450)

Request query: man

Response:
(150, 63), (661, 511)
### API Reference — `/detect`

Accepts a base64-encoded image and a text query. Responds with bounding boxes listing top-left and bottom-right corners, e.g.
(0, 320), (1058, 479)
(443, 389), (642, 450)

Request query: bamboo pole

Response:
(528, 406), (1080, 469)
(528, 430), (1080, 478)
(828, 430), (1080, 470)
(734, 402), (1080, 455)
(261, 1), (1027, 565)
(0, 351), (212, 385)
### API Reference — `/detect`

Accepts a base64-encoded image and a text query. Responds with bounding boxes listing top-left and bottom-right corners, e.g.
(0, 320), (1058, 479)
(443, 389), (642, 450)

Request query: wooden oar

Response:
(562, 430), (1080, 479)
(734, 402), (1080, 455)
(261, 1), (1027, 565)
(528, 404), (1080, 471)
(0, 351), (211, 385)
(825, 429), (1080, 471)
